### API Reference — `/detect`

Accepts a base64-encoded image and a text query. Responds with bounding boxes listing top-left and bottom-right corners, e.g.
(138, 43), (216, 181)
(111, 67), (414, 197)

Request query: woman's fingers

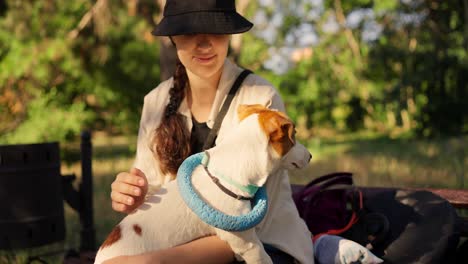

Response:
(130, 167), (146, 180)
(111, 168), (149, 213)
(116, 171), (146, 187)
(111, 180), (141, 197)
(111, 189), (135, 206)
(111, 201), (132, 214)
(129, 168), (149, 196)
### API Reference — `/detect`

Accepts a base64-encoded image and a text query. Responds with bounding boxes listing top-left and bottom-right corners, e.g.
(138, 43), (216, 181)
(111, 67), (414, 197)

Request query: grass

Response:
(1, 132), (466, 263)
(291, 133), (467, 189)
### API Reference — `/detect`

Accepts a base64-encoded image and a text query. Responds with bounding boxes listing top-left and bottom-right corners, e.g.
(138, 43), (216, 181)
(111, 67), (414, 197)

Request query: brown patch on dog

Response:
(271, 124), (295, 156)
(238, 104), (295, 156)
(101, 225), (121, 249)
(133, 224), (142, 236)
(260, 112), (295, 156)
(237, 104), (267, 121)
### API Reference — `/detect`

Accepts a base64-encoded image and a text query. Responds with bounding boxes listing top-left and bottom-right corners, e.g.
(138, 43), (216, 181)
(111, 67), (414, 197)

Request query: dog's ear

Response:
(260, 113), (295, 156)
(237, 104), (267, 121)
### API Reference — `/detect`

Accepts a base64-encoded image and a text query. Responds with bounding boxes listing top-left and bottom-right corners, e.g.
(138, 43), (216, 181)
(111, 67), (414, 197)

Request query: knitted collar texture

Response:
(177, 152), (268, 231)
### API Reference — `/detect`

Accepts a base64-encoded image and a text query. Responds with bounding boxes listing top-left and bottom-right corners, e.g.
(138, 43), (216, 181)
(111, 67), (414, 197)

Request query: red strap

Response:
(312, 190), (363, 243)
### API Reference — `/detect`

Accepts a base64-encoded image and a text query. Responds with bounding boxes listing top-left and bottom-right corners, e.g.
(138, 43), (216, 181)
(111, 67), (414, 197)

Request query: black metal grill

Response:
(0, 142), (66, 249)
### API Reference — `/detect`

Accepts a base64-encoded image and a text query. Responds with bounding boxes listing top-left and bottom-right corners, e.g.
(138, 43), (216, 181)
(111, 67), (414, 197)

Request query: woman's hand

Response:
(110, 168), (148, 214)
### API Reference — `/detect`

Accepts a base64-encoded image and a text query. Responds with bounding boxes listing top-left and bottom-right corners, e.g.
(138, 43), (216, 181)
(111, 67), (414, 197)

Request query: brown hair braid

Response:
(153, 59), (191, 177)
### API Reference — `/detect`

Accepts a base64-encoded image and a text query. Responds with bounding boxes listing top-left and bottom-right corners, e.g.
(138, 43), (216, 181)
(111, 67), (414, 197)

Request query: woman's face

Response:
(172, 34), (230, 80)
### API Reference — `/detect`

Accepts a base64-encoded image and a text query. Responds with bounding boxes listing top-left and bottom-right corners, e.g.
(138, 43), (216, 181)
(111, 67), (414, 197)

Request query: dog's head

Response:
(237, 104), (312, 171)
(207, 104), (311, 189)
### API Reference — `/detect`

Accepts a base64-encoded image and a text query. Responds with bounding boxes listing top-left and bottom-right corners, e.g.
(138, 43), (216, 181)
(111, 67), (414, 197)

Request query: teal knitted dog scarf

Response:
(177, 152), (268, 231)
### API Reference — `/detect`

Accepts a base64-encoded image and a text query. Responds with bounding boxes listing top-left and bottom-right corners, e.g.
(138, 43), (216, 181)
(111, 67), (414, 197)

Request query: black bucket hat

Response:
(152, 0), (253, 36)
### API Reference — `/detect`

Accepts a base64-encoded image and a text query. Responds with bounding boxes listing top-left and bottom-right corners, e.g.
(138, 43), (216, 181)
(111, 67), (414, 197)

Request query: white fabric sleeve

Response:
(267, 91), (287, 112)
(132, 95), (164, 187)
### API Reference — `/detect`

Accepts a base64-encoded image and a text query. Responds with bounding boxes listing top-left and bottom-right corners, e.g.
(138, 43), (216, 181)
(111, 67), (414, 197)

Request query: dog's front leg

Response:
(215, 229), (272, 264)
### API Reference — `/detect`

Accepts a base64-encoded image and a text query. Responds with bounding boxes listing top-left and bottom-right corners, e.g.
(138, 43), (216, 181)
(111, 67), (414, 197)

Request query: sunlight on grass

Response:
(292, 134), (467, 189)
(60, 133), (136, 247)
(0, 243), (65, 264)
(2, 132), (465, 262)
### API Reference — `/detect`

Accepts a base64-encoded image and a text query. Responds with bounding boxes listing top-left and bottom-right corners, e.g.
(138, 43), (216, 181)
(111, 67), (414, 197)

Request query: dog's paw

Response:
(336, 238), (383, 264)
(314, 235), (383, 264)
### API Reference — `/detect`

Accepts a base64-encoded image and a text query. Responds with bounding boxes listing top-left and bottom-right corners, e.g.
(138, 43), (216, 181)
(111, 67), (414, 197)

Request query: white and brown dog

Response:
(94, 104), (312, 264)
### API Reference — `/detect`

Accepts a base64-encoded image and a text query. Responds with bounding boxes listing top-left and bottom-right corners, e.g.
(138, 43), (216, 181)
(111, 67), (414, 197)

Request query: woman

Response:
(107, 0), (314, 263)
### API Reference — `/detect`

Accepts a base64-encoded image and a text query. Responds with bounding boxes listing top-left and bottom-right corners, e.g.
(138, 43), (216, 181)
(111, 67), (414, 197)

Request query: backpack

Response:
(292, 172), (460, 263)
(292, 172), (384, 245)
(292, 172), (357, 236)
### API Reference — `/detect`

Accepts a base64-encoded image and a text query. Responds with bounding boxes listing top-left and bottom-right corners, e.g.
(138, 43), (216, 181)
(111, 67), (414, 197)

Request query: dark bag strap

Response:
(202, 69), (252, 150)
(312, 189), (364, 243)
(304, 172), (353, 188)
(295, 172), (354, 201)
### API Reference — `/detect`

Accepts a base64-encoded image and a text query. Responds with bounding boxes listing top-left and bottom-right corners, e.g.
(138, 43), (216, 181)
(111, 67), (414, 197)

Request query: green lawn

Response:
(80, 132), (466, 245)
(1, 132), (466, 263)
(292, 133), (467, 189)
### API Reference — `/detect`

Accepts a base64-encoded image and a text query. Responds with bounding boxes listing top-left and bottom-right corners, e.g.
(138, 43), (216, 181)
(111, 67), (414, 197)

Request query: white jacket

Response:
(132, 59), (314, 264)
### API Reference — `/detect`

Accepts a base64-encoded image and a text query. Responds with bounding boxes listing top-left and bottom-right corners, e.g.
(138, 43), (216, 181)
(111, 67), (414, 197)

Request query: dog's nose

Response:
(308, 153), (312, 162)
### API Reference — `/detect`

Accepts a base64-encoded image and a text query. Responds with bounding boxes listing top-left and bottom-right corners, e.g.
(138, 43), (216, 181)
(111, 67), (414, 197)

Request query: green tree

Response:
(241, 0), (467, 137)
(0, 0), (161, 143)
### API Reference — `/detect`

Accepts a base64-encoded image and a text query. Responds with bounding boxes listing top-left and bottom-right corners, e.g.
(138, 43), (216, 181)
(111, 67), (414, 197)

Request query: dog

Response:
(94, 104), (312, 264)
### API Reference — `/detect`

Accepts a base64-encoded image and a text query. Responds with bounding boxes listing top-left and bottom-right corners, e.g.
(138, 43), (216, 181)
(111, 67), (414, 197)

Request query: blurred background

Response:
(0, 0), (467, 261)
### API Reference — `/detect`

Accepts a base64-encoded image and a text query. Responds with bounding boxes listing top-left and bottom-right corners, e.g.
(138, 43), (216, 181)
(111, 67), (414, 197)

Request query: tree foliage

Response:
(1, 0), (466, 144)
(0, 0), (160, 143)
(242, 0), (467, 137)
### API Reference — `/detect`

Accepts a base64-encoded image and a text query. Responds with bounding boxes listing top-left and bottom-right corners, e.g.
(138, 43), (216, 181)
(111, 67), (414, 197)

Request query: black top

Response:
(190, 118), (211, 154)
